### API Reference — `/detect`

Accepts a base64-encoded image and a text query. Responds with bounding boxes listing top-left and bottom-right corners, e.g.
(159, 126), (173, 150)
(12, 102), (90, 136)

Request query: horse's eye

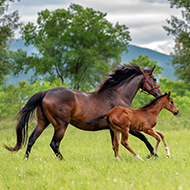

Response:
(153, 78), (156, 82)
(171, 101), (174, 104)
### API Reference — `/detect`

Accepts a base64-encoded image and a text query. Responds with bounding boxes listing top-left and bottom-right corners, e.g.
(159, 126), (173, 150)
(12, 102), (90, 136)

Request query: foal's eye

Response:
(171, 101), (174, 104)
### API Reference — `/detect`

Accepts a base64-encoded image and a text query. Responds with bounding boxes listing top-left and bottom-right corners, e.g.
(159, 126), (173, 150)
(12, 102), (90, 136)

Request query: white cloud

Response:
(138, 39), (175, 55)
(9, 0), (182, 55)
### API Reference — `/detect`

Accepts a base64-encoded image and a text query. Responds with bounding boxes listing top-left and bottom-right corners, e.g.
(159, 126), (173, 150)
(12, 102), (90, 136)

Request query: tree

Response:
(11, 4), (131, 90)
(130, 55), (163, 76)
(0, 0), (21, 82)
(163, 0), (190, 83)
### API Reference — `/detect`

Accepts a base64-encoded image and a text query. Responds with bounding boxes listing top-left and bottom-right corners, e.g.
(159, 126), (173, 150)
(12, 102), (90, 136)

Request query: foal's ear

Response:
(168, 91), (171, 96)
(149, 65), (156, 75)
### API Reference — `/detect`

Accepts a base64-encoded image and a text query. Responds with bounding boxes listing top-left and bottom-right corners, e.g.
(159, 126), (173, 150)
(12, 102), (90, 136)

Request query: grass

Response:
(0, 118), (190, 190)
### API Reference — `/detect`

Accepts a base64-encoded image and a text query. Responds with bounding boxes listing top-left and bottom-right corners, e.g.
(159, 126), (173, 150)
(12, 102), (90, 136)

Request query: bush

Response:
(0, 80), (66, 120)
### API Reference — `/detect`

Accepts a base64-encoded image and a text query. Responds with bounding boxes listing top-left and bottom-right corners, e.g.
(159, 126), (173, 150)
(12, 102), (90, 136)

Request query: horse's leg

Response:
(154, 129), (170, 157)
(24, 107), (50, 160)
(50, 121), (68, 160)
(121, 130), (144, 161)
(143, 128), (161, 158)
(109, 129), (114, 150)
(129, 130), (158, 158)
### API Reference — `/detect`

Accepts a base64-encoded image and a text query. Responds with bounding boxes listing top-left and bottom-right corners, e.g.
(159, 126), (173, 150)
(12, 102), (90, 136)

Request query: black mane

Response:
(98, 64), (142, 93)
(141, 93), (168, 109)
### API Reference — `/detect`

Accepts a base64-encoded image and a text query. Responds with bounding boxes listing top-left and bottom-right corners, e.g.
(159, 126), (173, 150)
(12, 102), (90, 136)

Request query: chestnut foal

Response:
(86, 92), (178, 161)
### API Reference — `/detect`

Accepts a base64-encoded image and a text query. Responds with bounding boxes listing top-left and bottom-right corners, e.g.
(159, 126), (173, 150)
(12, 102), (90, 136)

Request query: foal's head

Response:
(164, 92), (179, 115)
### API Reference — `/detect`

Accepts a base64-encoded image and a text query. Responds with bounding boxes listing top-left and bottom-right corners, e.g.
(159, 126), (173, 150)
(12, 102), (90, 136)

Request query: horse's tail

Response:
(4, 91), (47, 152)
(86, 114), (108, 125)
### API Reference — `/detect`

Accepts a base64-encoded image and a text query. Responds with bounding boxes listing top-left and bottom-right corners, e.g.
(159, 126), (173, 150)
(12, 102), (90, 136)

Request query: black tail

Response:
(4, 91), (47, 151)
(86, 114), (108, 125)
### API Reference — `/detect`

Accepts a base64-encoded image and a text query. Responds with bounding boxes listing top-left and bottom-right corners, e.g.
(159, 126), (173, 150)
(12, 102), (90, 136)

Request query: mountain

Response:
(6, 40), (176, 85)
(122, 45), (175, 81)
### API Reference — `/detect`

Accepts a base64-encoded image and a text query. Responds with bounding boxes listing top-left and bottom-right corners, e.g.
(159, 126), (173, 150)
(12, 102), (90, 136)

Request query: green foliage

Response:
(0, 0), (21, 82)
(0, 80), (65, 120)
(159, 78), (190, 97)
(164, 0), (190, 83)
(11, 4), (131, 90)
(130, 55), (164, 76)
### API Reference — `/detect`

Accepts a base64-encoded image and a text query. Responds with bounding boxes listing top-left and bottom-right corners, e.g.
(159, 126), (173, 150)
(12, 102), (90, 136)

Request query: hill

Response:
(6, 40), (176, 85)
(123, 45), (175, 80)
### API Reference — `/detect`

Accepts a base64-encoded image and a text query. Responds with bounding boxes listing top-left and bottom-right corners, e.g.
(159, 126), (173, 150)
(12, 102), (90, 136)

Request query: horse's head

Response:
(164, 92), (179, 115)
(141, 66), (163, 97)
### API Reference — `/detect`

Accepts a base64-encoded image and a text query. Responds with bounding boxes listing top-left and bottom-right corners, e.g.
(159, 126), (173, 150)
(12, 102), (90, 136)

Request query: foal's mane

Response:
(141, 93), (168, 109)
(98, 64), (142, 93)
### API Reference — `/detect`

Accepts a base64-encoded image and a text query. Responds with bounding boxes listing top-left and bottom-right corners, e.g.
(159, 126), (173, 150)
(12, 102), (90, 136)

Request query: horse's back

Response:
(41, 87), (93, 124)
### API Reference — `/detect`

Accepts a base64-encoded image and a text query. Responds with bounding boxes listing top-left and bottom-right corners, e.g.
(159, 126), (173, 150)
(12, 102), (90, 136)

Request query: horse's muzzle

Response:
(174, 110), (179, 115)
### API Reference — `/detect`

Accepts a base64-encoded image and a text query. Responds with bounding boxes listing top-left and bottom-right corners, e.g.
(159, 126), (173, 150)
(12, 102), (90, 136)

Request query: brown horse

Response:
(4, 64), (162, 160)
(86, 92), (179, 161)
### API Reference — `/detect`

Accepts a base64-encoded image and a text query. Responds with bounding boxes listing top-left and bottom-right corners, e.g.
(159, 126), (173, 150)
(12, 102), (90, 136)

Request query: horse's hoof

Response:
(56, 153), (65, 161)
(23, 155), (29, 160)
(154, 154), (159, 158)
(146, 154), (154, 159)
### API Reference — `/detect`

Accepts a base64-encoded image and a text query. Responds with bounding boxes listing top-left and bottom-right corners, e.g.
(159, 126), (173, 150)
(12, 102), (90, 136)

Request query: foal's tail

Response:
(86, 114), (108, 125)
(4, 91), (47, 152)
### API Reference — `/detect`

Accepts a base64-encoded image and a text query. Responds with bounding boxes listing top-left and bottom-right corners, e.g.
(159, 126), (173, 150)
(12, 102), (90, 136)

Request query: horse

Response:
(86, 92), (179, 161)
(4, 64), (163, 160)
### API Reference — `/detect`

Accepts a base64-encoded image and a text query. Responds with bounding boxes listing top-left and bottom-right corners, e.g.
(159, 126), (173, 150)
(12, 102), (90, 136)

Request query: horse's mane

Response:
(141, 93), (168, 109)
(98, 64), (142, 93)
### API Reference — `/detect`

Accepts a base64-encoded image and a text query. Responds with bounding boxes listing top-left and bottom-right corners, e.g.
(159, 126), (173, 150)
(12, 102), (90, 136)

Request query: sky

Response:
(9, 0), (182, 55)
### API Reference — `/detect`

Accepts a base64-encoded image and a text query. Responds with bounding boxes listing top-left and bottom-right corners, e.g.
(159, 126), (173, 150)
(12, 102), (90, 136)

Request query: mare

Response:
(4, 64), (162, 160)
(86, 92), (179, 161)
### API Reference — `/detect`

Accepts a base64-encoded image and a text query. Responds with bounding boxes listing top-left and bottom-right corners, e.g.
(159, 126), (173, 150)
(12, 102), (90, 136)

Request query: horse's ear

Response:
(168, 91), (171, 96)
(150, 65), (156, 74)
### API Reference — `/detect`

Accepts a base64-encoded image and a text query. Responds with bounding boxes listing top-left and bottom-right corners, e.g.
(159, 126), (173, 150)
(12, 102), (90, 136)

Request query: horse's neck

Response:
(117, 75), (144, 105)
(147, 98), (166, 116)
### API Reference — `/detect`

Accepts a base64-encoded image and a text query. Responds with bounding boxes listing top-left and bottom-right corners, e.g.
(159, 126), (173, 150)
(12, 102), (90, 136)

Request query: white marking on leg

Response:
(134, 154), (144, 161)
(165, 147), (170, 158)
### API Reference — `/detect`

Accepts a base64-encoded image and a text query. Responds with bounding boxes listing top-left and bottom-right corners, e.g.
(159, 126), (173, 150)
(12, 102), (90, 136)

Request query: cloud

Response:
(9, 0), (182, 54)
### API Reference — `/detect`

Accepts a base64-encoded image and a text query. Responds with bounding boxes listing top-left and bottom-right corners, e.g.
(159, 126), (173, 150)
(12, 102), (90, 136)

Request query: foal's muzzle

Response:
(174, 110), (179, 115)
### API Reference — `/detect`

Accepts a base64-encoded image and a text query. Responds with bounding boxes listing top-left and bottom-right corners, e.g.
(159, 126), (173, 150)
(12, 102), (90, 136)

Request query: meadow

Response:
(0, 112), (190, 190)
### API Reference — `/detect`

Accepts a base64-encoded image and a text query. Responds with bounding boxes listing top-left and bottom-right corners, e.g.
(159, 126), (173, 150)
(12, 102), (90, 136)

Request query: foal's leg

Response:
(111, 129), (121, 159)
(121, 130), (144, 161)
(50, 121), (68, 160)
(143, 128), (161, 158)
(154, 129), (170, 157)
(129, 130), (158, 158)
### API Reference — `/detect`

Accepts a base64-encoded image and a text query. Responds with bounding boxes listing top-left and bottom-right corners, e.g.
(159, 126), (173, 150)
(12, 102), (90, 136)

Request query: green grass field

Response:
(0, 117), (190, 190)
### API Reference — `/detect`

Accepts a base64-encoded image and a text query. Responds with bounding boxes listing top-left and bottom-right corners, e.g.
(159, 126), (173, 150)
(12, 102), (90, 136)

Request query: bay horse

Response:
(4, 64), (162, 160)
(86, 92), (179, 161)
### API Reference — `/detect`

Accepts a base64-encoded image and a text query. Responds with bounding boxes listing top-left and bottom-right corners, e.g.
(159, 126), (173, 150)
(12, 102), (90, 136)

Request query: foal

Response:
(86, 92), (178, 161)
